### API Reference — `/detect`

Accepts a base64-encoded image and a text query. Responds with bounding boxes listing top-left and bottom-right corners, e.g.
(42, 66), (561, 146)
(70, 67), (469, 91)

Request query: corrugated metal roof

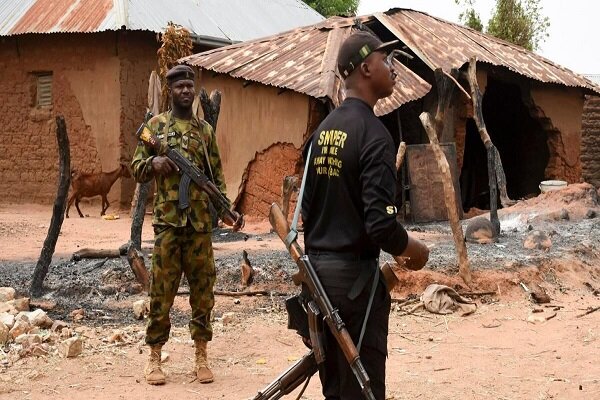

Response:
(0, 0), (324, 42)
(181, 16), (432, 116)
(378, 9), (599, 94)
(584, 75), (600, 86)
(183, 8), (600, 114)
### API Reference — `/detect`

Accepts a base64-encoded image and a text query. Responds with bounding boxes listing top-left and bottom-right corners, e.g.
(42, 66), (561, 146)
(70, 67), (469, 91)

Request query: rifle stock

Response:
(252, 351), (318, 400)
(268, 203), (375, 400)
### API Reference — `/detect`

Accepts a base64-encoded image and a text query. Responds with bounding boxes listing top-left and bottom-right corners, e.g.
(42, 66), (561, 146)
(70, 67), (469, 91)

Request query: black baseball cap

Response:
(337, 31), (399, 79)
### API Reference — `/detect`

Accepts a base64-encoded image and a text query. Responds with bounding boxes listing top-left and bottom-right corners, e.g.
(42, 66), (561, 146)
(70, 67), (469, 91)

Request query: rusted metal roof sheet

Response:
(183, 7), (600, 111)
(377, 9), (599, 94)
(0, 0), (324, 43)
(181, 17), (432, 116)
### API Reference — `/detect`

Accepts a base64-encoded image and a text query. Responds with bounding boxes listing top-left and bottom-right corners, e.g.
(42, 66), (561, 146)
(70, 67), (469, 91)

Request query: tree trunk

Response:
(200, 88), (223, 227)
(420, 69), (472, 287)
(127, 246), (150, 292)
(200, 88), (221, 131)
(467, 58), (513, 227)
(30, 116), (71, 297)
(129, 181), (151, 250)
(281, 175), (299, 222)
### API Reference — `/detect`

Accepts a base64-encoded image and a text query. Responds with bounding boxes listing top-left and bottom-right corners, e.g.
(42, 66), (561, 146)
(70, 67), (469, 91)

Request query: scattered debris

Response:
(70, 309), (85, 322)
(576, 305), (600, 318)
(221, 312), (235, 326)
(241, 250), (255, 288)
(132, 299), (150, 320)
(0, 287), (16, 302)
(58, 336), (83, 358)
(523, 230), (552, 250)
(465, 217), (497, 244)
(419, 284), (477, 316)
(527, 310), (557, 323)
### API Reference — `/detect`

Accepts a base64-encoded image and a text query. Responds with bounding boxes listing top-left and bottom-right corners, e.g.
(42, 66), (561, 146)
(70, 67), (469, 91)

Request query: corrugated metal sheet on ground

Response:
(0, 0), (324, 42)
(181, 16), (432, 116)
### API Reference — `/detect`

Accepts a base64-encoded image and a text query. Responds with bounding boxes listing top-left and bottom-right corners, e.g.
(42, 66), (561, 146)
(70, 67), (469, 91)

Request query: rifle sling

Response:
(357, 264), (379, 352)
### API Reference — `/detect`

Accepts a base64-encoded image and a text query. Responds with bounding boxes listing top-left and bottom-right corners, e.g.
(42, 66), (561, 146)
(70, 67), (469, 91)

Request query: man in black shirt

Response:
(301, 31), (429, 399)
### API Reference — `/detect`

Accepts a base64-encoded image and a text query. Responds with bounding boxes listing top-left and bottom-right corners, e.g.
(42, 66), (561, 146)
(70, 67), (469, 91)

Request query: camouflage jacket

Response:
(131, 110), (229, 232)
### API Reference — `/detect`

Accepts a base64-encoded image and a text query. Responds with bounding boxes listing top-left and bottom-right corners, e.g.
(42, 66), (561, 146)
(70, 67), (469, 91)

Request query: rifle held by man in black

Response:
(254, 203), (376, 400)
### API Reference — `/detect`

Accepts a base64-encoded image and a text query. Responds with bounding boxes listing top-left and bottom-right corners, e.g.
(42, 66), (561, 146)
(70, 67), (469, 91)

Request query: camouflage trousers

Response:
(145, 224), (216, 345)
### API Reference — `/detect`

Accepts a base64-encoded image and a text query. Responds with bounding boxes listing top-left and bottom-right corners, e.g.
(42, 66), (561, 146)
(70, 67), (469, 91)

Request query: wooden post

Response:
(395, 141), (407, 170)
(420, 70), (472, 287)
(199, 88), (222, 227)
(199, 88), (221, 132)
(281, 175), (299, 221)
(30, 116), (71, 296)
(466, 57), (514, 236)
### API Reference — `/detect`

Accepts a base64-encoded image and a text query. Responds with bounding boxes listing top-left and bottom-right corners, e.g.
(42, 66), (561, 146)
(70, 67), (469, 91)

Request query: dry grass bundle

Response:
(157, 22), (193, 111)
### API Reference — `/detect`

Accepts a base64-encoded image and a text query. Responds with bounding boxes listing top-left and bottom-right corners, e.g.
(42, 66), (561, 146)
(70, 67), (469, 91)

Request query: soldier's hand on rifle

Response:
(393, 234), (429, 271)
(151, 156), (179, 176)
(223, 211), (244, 232)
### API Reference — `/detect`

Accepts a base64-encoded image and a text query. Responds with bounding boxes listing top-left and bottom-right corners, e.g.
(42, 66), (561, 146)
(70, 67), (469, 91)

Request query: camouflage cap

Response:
(166, 65), (195, 85)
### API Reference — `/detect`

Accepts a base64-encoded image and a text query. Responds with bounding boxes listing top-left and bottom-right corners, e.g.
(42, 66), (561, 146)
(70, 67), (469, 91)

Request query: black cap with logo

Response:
(337, 31), (399, 79)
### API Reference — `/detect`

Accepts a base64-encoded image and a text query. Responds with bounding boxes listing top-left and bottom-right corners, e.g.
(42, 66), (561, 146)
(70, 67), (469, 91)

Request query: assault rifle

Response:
(253, 203), (376, 400)
(136, 121), (243, 230)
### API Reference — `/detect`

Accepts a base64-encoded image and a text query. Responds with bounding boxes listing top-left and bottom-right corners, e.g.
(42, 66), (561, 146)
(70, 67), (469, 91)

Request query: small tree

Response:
(455, 0), (549, 51)
(487, 0), (549, 51)
(306, 0), (358, 17)
(455, 0), (483, 32)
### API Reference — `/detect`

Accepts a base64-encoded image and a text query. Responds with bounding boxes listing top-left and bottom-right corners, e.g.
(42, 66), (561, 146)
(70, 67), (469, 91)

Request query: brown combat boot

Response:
(194, 340), (214, 383)
(144, 344), (166, 385)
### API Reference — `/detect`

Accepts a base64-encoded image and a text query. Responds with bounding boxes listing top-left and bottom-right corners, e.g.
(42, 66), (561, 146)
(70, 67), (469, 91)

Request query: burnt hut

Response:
(183, 8), (600, 221)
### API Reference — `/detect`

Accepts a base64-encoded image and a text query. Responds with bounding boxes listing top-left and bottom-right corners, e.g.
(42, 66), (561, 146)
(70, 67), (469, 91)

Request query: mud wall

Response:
(0, 32), (123, 204)
(530, 86), (584, 183)
(195, 73), (310, 207)
(237, 143), (301, 217)
(581, 95), (600, 187)
(117, 31), (160, 206)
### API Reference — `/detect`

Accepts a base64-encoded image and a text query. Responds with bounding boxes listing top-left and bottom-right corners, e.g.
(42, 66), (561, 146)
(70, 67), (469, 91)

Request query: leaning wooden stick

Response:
(419, 69), (472, 287)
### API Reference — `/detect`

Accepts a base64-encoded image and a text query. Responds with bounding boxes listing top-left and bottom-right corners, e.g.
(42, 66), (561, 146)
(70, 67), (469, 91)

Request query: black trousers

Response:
(309, 254), (391, 400)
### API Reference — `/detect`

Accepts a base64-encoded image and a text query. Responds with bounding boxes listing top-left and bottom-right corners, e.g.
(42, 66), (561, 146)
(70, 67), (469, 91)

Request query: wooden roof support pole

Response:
(420, 69), (472, 287)
(466, 58), (514, 232)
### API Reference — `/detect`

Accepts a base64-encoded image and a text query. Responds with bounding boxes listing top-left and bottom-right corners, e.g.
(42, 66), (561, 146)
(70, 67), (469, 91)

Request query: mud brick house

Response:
(183, 8), (600, 221)
(0, 0), (323, 206)
(582, 75), (600, 188)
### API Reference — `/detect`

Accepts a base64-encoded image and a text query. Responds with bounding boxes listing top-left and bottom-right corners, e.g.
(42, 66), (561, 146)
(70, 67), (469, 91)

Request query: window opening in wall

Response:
(36, 73), (53, 107)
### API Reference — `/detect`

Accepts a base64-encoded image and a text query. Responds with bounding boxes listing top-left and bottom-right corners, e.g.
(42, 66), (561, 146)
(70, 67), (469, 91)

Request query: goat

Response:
(66, 163), (131, 218)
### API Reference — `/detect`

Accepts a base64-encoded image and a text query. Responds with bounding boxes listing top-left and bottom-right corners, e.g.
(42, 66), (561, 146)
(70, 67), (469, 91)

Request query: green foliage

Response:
(487, 0), (549, 51)
(306, 0), (358, 17)
(455, 0), (549, 50)
(455, 0), (483, 31)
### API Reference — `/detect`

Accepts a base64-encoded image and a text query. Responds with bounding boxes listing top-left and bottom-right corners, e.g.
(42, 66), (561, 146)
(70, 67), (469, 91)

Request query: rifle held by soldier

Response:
(136, 122), (243, 231)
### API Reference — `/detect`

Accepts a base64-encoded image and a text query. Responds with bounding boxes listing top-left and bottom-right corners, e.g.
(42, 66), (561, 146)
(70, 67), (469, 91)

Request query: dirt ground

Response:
(0, 185), (599, 399)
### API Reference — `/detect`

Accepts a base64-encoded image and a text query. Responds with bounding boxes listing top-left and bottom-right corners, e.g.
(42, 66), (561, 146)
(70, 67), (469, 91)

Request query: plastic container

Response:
(539, 180), (567, 193)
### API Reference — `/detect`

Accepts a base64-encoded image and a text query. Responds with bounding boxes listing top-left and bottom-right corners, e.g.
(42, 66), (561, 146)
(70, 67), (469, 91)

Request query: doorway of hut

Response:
(459, 77), (549, 212)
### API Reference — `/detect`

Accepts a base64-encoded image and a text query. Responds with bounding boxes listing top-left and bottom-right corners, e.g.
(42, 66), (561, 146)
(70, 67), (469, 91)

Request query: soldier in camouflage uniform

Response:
(131, 65), (241, 385)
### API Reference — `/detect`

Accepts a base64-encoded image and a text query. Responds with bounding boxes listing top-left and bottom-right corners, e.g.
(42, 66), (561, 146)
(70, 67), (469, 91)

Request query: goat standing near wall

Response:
(66, 163), (131, 218)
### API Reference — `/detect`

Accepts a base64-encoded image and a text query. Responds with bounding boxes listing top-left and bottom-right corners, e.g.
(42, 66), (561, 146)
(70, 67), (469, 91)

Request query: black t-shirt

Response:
(301, 97), (408, 258)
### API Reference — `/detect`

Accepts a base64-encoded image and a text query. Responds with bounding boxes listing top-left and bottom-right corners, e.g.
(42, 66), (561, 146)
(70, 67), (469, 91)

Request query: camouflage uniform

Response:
(131, 110), (229, 345)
